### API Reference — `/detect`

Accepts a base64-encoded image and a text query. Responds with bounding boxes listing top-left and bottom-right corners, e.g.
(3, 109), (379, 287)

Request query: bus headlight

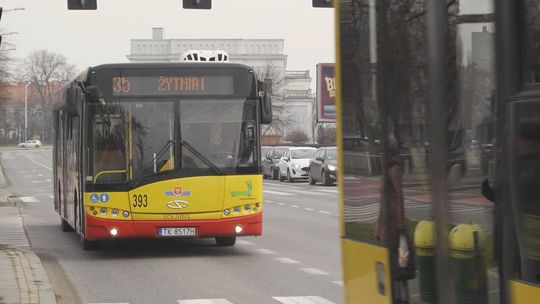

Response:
(111, 209), (119, 217)
(235, 225), (244, 234)
(224, 209), (230, 216)
(122, 211), (130, 218)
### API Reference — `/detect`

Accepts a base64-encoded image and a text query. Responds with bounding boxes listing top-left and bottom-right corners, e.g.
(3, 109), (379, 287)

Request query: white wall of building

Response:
(127, 28), (315, 143)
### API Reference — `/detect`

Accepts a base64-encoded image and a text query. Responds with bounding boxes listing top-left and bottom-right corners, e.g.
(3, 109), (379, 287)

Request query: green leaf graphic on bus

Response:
(230, 181), (253, 198)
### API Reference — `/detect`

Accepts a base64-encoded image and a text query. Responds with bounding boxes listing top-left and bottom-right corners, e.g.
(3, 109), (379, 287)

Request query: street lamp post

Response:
(24, 82), (31, 142)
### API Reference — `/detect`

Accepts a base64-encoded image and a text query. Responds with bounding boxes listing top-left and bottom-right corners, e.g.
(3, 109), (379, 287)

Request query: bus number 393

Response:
(132, 194), (148, 207)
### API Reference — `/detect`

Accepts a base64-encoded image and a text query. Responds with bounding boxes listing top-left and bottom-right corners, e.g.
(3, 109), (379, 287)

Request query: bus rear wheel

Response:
(215, 237), (236, 247)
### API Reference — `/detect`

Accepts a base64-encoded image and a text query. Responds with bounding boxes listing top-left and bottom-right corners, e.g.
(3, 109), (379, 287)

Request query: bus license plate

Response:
(158, 227), (196, 237)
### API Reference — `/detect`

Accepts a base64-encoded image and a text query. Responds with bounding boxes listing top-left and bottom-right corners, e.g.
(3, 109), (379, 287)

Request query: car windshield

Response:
(291, 149), (315, 159)
(326, 149), (337, 160)
(273, 148), (287, 158)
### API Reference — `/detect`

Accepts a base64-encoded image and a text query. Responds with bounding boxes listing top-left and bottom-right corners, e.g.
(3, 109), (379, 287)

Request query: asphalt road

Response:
(0, 147), (342, 304)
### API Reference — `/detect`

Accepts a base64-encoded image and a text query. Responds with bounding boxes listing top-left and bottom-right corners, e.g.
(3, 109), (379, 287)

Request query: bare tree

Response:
(17, 50), (76, 142)
(253, 60), (290, 137)
(0, 47), (16, 143)
(316, 124), (336, 144)
(285, 129), (309, 144)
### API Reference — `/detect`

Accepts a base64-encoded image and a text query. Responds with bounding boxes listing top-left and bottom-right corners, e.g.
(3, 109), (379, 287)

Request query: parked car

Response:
(261, 146), (271, 162)
(277, 147), (317, 182)
(308, 146), (338, 185)
(18, 139), (42, 148)
(262, 146), (289, 180)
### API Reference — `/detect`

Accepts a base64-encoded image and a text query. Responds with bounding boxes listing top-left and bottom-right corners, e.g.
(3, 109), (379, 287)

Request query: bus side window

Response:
(510, 101), (540, 282)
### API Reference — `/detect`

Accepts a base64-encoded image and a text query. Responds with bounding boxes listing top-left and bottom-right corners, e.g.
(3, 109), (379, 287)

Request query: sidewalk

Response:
(0, 163), (57, 304)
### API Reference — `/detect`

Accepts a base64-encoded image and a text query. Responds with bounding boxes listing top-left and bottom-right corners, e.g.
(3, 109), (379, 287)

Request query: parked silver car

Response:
(262, 146), (289, 180)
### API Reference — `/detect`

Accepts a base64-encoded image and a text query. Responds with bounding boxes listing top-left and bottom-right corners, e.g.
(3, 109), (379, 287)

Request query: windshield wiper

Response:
(141, 139), (175, 174)
(131, 139), (176, 187)
(181, 140), (224, 175)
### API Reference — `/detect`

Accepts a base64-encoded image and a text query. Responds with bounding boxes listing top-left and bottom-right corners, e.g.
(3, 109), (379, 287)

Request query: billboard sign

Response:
(316, 63), (336, 122)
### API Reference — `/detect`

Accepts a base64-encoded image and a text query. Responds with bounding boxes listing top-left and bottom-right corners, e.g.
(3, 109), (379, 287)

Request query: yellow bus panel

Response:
(342, 239), (391, 304)
(510, 279), (540, 304)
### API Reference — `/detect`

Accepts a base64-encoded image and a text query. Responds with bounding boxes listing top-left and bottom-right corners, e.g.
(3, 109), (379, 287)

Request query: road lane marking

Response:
(264, 190), (293, 196)
(236, 240), (255, 246)
(304, 208), (315, 211)
(276, 257), (300, 264)
(86, 303), (130, 304)
(178, 299), (234, 304)
(300, 268), (329, 275)
(313, 188), (338, 194)
(256, 248), (276, 255)
(86, 302), (129, 304)
(19, 197), (40, 203)
(22, 154), (52, 171)
(318, 211), (331, 214)
(289, 205), (299, 208)
(332, 281), (343, 286)
(273, 296), (336, 304)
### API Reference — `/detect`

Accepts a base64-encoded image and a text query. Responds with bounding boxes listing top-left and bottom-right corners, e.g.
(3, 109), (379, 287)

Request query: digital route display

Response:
(111, 76), (234, 96)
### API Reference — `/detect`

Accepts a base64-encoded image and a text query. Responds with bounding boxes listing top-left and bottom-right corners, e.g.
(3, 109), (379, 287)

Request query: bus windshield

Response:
(87, 98), (257, 184)
(179, 99), (257, 173)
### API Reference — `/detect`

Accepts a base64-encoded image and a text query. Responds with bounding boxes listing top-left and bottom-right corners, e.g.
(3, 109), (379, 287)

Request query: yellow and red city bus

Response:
(53, 59), (272, 250)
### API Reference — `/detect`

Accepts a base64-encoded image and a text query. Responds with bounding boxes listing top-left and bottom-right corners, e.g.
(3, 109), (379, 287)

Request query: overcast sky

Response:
(1, 0), (335, 83)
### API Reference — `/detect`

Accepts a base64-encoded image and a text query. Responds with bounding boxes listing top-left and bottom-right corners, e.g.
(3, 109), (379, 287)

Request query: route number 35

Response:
(132, 194), (148, 207)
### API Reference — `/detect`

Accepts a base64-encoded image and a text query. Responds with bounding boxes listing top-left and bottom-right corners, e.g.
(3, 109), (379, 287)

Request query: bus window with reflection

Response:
(511, 102), (540, 282)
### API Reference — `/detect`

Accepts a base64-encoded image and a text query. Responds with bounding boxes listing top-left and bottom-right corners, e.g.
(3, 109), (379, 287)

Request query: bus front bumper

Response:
(84, 213), (262, 240)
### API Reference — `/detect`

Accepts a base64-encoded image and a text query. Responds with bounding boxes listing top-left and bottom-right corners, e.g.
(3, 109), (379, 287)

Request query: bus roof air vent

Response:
(181, 50), (230, 62)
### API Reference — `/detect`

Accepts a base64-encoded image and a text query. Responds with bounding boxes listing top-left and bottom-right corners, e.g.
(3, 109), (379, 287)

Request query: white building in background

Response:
(127, 27), (315, 143)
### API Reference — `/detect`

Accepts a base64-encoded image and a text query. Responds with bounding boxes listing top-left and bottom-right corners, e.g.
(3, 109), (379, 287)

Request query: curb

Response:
(24, 250), (57, 304)
(2, 247), (57, 304)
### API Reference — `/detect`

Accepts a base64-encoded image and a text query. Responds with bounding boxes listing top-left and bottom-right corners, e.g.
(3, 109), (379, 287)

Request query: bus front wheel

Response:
(215, 237), (236, 247)
(81, 236), (99, 251)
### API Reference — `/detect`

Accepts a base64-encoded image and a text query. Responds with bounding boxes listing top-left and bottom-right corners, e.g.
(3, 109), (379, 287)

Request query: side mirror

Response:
(66, 85), (81, 116)
(260, 91), (272, 124)
(86, 85), (106, 104)
(316, 156), (324, 162)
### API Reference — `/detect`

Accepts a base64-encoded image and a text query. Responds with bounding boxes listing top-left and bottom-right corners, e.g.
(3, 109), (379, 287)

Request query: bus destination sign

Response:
(112, 76), (234, 96)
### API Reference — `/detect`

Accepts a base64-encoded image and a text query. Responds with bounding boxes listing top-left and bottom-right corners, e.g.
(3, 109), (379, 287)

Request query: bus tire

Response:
(61, 218), (74, 232)
(215, 237), (236, 247)
(81, 236), (99, 251)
